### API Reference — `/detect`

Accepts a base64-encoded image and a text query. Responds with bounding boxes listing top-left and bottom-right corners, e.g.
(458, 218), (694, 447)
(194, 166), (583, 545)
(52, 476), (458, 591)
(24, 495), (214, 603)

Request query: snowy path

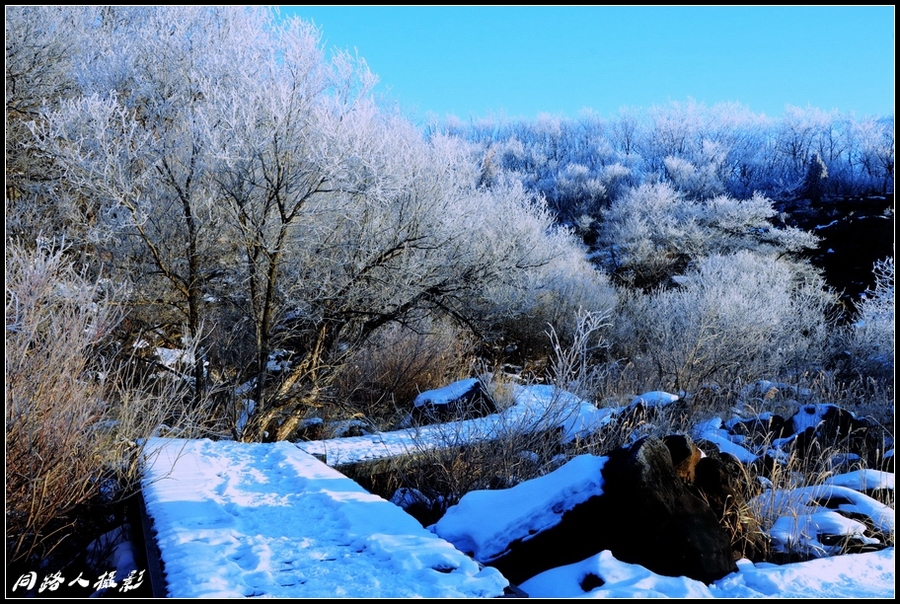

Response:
(296, 383), (614, 467)
(141, 438), (508, 598)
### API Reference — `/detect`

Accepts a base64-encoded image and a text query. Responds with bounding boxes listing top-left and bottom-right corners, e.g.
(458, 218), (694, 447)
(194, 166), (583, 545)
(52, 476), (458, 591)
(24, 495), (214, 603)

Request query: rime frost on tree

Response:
(802, 152), (829, 203)
(850, 257), (895, 375)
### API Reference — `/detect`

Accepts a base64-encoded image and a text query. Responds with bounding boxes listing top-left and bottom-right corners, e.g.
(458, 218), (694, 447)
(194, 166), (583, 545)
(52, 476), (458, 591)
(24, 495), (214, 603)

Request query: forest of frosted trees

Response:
(5, 6), (894, 573)
(440, 101), (893, 223)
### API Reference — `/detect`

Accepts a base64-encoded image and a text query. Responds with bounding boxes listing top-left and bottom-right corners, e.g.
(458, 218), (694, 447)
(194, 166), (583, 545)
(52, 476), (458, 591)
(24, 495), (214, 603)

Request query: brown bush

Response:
(6, 242), (123, 565)
(5, 241), (202, 570)
(330, 319), (477, 428)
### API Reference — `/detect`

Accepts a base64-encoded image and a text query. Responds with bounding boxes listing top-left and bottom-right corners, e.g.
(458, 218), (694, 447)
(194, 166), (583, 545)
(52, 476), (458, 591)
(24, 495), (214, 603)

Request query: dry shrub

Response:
(707, 381), (894, 563)
(834, 257), (894, 385)
(99, 345), (210, 484)
(476, 370), (519, 413)
(484, 254), (619, 371)
(740, 442), (889, 562)
(5, 241), (202, 571)
(370, 313), (616, 520)
(377, 403), (567, 525)
(570, 394), (697, 459)
(786, 370), (894, 430)
(6, 242), (123, 566)
(546, 309), (612, 401)
(330, 319), (477, 428)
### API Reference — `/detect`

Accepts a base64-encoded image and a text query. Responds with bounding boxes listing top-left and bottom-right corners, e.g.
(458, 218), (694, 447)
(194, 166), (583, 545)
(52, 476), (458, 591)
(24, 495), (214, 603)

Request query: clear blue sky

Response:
(281, 6), (894, 123)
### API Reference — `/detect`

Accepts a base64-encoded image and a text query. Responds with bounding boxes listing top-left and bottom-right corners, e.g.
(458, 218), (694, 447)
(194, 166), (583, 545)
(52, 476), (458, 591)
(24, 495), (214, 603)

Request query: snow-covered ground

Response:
(141, 437), (894, 598)
(142, 438), (507, 598)
(136, 384), (895, 598)
(295, 383), (613, 466)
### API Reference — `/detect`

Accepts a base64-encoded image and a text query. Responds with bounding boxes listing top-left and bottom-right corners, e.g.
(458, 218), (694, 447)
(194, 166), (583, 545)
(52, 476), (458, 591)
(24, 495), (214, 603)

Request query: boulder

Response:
(727, 413), (793, 443)
(785, 405), (887, 470)
(409, 378), (496, 425)
(664, 433), (768, 561)
(664, 434), (702, 482)
(723, 403), (890, 476)
(598, 436), (738, 584)
(692, 450), (770, 562)
(486, 436), (737, 585)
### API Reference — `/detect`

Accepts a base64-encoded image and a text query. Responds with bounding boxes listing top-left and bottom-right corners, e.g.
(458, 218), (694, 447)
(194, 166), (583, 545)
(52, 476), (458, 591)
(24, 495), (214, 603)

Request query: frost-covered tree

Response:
(552, 163), (608, 221)
(18, 6), (607, 439)
(440, 102), (893, 216)
(641, 100), (708, 173)
(660, 137), (731, 200)
(29, 6), (281, 400)
(851, 115), (895, 194)
(610, 106), (642, 157)
(196, 14), (382, 416)
(844, 257), (894, 378)
(5, 6), (96, 244)
(594, 182), (818, 290)
(230, 129), (609, 440)
(611, 251), (836, 393)
(801, 152), (829, 203)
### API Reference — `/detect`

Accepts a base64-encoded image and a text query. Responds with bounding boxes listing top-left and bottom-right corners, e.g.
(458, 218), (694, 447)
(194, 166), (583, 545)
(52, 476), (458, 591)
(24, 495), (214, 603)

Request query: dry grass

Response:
(795, 370), (894, 428)
(373, 399), (567, 524)
(5, 241), (204, 571)
(362, 312), (613, 519)
(330, 319), (477, 429)
(6, 242), (120, 565)
(716, 402), (895, 563)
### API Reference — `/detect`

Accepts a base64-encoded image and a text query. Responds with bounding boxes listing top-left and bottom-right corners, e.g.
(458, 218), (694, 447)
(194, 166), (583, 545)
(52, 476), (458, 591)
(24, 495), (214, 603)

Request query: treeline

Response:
(435, 102), (894, 224)
(5, 6), (893, 574)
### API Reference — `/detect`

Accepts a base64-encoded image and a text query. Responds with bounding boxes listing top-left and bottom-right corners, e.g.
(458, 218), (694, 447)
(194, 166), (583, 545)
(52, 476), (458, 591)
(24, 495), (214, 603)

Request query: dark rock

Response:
(613, 395), (690, 436)
(724, 403), (890, 474)
(390, 488), (446, 527)
(749, 449), (785, 482)
(780, 194), (894, 315)
(787, 405), (887, 469)
(486, 436), (738, 585)
(664, 434), (702, 483)
(793, 425), (825, 459)
(693, 452), (770, 562)
(579, 573), (605, 592)
(597, 437), (738, 584)
(728, 414), (792, 443)
(791, 404), (868, 440)
(295, 417), (325, 441)
(410, 379), (497, 425)
(484, 492), (611, 585)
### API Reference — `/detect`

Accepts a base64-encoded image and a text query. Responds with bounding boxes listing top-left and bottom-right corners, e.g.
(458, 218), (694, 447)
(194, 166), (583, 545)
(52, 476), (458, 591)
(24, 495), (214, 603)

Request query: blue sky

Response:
(281, 6), (895, 124)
